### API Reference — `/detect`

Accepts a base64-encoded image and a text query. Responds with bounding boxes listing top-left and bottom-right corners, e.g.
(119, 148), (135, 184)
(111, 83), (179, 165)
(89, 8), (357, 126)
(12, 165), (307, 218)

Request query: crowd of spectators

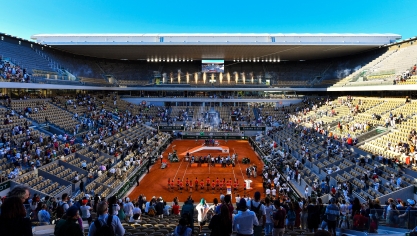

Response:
(0, 61), (31, 82)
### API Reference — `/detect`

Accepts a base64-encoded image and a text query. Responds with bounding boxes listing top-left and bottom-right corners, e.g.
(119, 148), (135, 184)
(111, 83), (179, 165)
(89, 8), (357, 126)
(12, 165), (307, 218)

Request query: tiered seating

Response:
(0, 40), (52, 73)
(10, 99), (82, 132)
(66, 154), (94, 170)
(86, 180), (111, 198)
(359, 115), (417, 158)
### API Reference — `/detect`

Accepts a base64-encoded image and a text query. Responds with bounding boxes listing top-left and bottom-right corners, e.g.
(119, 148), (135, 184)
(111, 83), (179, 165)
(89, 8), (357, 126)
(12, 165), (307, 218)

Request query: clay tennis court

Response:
(128, 139), (264, 202)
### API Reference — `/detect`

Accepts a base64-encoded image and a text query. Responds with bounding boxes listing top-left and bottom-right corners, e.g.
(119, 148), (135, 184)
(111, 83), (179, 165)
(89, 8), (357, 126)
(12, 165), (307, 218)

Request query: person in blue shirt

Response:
(88, 201), (125, 236)
(38, 203), (51, 225)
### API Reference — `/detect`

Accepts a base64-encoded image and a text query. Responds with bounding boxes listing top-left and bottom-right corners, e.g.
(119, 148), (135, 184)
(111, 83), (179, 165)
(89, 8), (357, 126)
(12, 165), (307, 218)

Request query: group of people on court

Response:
(185, 152), (238, 167)
(167, 177), (240, 193)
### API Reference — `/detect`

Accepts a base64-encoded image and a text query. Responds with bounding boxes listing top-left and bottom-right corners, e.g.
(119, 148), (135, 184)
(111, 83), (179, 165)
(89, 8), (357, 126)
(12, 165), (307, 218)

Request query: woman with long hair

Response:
(0, 197), (33, 236)
(208, 204), (232, 236)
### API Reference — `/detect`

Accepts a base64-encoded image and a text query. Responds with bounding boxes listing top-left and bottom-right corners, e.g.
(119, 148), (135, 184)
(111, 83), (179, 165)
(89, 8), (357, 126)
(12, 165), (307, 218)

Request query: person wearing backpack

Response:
(88, 201), (125, 236)
(247, 191), (266, 236)
(54, 206), (84, 236)
(56, 193), (70, 219)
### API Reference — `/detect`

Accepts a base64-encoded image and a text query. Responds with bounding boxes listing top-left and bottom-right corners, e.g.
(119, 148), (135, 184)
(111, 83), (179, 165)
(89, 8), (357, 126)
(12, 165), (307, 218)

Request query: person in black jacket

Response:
(0, 197), (33, 236)
(208, 204), (232, 236)
(307, 198), (320, 233)
(155, 197), (165, 218)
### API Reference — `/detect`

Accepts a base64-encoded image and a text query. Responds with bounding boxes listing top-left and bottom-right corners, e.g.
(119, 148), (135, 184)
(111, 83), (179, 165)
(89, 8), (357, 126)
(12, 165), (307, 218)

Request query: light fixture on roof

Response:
(147, 59), (149, 62)
(187, 59), (189, 62)
(191, 59), (193, 62)
(159, 59), (161, 62)
(233, 60), (235, 62)
(273, 59), (276, 62)
(151, 59), (154, 62)
(163, 59), (165, 62)
(278, 59), (280, 62)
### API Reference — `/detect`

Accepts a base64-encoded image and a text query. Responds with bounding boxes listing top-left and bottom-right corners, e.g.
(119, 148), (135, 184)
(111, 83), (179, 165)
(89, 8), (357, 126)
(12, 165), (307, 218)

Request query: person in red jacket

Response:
(194, 178), (199, 188)
(185, 178), (189, 191)
(206, 177), (211, 191)
(189, 180), (193, 193)
(172, 202), (180, 215)
(179, 181), (184, 191)
(170, 180), (175, 192)
(200, 179), (204, 190)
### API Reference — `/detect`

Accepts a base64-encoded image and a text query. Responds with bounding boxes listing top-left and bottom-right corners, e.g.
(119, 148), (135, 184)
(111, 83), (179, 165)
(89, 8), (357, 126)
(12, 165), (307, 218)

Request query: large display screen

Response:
(202, 60), (224, 73)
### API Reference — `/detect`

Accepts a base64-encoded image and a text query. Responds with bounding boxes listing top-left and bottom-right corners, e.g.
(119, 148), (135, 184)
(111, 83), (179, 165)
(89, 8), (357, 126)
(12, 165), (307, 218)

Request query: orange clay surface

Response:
(128, 140), (264, 202)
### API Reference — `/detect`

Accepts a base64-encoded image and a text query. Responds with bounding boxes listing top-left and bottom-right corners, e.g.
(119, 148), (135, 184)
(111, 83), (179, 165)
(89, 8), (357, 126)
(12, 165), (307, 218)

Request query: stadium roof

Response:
(31, 33), (401, 61)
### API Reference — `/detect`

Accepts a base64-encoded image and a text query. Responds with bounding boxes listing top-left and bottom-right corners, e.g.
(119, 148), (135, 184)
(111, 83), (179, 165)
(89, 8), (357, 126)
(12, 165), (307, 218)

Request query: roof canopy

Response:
(31, 33), (401, 61)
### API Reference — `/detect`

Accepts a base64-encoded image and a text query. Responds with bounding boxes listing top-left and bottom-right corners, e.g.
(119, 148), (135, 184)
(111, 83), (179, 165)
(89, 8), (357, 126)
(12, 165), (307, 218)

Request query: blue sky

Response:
(1, 0), (416, 41)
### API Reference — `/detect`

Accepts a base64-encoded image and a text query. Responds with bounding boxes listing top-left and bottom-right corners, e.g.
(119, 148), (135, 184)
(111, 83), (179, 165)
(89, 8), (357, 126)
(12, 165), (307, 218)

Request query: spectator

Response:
(80, 197), (92, 225)
(181, 196), (195, 231)
(88, 201), (125, 236)
(233, 198), (259, 236)
(155, 197), (165, 218)
(272, 199), (286, 236)
(0, 197), (33, 236)
(324, 198), (339, 236)
(247, 191), (266, 236)
(196, 198), (210, 232)
(264, 197), (275, 235)
(54, 205), (84, 236)
(353, 210), (368, 231)
(123, 197), (134, 222)
(7, 185), (30, 203)
(174, 217), (192, 236)
(172, 201), (180, 215)
(307, 198), (320, 232)
(208, 204), (232, 236)
(130, 202), (142, 222)
(38, 203), (51, 225)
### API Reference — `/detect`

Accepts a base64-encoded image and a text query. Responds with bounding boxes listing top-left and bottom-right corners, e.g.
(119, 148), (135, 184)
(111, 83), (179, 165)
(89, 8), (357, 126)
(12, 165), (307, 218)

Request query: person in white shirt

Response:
(271, 188), (277, 198)
(195, 198), (209, 232)
(80, 198), (92, 224)
(264, 197), (275, 236)
(234, 198), (259, 235)
(265, 188), (271, 197)
(124, 197), (134, 221)
(235, 194), (241, 206)
(246, 192), (266, 236)
(130, 202), (142, 222)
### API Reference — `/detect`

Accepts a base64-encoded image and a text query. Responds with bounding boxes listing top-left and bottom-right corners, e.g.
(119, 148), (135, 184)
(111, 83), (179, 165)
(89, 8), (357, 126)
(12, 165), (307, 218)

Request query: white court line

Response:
(172, 157), (185, 180)
(181, 161), (190, 181)
(236, 153), (246, 180)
